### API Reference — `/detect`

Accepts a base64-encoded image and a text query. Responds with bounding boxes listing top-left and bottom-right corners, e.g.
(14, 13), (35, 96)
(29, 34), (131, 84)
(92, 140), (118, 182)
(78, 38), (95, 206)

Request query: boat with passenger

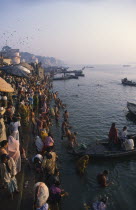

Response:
(121, 78), (136, 86)
(69, 135), (136, 159)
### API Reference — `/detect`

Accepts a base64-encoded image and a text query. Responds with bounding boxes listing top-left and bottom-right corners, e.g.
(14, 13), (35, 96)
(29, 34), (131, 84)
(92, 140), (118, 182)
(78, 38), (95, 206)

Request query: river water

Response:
(52, 65), (136, 210)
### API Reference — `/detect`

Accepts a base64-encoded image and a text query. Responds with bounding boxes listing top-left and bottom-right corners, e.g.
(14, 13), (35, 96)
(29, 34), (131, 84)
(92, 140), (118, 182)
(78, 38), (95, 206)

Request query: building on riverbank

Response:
(0, 55), (12, 66)
(0, 46), (21, 65)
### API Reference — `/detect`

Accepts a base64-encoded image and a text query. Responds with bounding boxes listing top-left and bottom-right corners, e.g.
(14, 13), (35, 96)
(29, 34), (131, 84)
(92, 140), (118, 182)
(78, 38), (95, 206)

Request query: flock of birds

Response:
(0, 26), (42, 50)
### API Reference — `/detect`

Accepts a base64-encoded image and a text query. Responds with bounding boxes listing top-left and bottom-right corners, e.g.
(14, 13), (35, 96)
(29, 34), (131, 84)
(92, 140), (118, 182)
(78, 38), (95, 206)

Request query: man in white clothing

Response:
(121, 126), (127, 142)
(124, 139), (134, 150)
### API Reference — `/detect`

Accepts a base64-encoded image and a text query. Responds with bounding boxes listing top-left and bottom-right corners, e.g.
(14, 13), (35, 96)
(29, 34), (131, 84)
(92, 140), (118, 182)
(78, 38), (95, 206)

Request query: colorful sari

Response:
(8, 135), (21, 173)
(109, 127), (118, 144)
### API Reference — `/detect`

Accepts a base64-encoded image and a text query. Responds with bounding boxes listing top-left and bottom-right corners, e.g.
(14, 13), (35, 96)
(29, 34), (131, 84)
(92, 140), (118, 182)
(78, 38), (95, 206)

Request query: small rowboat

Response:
(69, 136), (136, 159)
(127, 102), (136, 116)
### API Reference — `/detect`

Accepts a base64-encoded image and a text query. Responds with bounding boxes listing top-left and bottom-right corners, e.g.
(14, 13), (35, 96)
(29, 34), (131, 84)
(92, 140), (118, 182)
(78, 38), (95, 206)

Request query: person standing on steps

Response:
(0, 154), (19, 200)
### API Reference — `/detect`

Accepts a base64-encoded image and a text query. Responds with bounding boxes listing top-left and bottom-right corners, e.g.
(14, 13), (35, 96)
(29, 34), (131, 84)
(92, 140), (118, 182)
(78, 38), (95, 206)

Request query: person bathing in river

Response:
(84, 197), (108, 210)
(65, 127), (71, 142)
(49, 179), (68, 210)
(68, 132), (78, 149)
(76, 155), (89, 175)
(97, 170), (113, 187)
(55, 111), (60, 124)
(92, 197), (108, 210)
(108, 123), (118, 147)
(63, 110), (69, 121)
(61, 120), (68, 140)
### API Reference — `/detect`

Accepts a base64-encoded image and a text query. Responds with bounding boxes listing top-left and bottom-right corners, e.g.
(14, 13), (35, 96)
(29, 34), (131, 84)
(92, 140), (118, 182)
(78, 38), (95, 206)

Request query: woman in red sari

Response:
(109, 123), (118, 144)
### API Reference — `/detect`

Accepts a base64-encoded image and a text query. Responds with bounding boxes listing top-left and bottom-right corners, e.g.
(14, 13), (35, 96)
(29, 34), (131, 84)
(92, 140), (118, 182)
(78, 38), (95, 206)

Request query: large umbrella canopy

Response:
(0, 64), (30, 77)
(0, 77), (14, 92)
(17, 65), (30, 73)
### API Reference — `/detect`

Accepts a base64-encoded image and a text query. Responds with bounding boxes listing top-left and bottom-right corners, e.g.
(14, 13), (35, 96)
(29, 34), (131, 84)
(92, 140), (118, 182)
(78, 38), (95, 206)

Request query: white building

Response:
(1, 46), (21, 64)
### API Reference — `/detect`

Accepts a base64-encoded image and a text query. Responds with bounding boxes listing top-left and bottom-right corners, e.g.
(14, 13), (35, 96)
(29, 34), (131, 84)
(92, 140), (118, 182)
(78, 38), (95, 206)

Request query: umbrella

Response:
(0, 64), (30, 78)
(17, 65), (30, 74)
(0, 77), (14, 92)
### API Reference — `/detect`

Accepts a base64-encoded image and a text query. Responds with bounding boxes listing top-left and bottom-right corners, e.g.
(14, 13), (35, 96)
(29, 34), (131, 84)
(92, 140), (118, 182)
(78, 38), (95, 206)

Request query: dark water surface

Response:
(52, 65), (136, 210)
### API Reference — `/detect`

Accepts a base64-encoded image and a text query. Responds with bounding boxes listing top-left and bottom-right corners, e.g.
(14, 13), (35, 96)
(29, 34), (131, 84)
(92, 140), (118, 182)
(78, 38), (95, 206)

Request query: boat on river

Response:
(86, 66), (94, 68)
(123, 65), (131, 67)
(69, 136), (136, 159)
(121, 78), (136, 86)
(75, 70), (85, 77)
(127, 102), (136, 116)
(53, 75), (78, 80)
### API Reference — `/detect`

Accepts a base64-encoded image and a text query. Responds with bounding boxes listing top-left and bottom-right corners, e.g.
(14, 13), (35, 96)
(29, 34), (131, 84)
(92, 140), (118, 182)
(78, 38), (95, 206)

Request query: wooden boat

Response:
(127, 102), (136, 116)
(126, 112), (136, 123)
(86, 66), (94, 68)
(53, 75), (78, 80)
(53, 76), (69, 81)
(123, 65), (131, 67)
(69, 75), (78, 79)
(121, 78), (136, 86)
(75, 70), (85, 77)
(69, 136), (136, 159)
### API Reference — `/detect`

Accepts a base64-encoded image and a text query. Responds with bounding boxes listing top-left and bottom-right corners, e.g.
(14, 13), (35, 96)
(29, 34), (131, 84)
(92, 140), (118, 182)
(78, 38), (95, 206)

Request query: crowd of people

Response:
(1, 71), (133, 210)
(0, 73), (71, 209)
(0, 71), (108, 210)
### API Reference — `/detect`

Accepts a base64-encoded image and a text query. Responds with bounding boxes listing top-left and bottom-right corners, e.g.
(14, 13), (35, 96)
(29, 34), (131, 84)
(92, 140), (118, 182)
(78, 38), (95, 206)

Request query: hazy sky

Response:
(0, 0), (136, 64)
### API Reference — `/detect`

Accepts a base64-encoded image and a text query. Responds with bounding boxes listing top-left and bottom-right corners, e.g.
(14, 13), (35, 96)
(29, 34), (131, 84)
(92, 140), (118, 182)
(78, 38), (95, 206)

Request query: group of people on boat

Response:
(109, 123), (134, 151)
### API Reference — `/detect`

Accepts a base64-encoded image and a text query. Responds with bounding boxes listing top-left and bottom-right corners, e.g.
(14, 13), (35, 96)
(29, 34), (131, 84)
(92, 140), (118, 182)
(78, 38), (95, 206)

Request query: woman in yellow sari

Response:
(76, 155), (89, 175)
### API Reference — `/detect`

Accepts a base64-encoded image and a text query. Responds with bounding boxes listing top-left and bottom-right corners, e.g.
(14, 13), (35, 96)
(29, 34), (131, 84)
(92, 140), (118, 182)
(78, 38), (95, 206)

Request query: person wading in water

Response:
(97, 170), (113, 187)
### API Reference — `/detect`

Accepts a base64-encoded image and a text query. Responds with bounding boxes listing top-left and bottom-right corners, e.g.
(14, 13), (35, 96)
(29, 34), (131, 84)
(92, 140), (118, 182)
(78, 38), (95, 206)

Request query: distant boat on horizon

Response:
(86, 66), (94, 68)
(123, 65), (131, 67)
